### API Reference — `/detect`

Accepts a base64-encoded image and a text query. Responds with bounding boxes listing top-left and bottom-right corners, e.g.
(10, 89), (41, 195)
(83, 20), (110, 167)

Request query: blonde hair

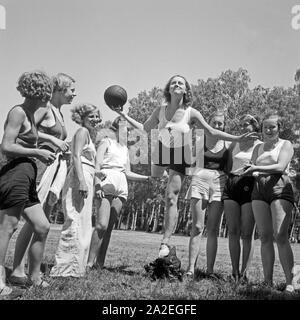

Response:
(71, 103), (100, 125)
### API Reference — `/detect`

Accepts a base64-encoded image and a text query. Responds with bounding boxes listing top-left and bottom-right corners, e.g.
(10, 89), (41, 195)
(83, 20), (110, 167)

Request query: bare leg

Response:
(0, 207), (22, 290)
(96, 197), (123, 267)
(206, 201), (223, 274)
(240, 202), (255, 275)
(87, 197), (111, 268)
(22, 204), (50, 284)
(224, 200), (241, 277)
(187, 198), (206, 274)
(252, 200), (274, 285)
(161, 169), (185, 245)
(271, 199), (294, 285)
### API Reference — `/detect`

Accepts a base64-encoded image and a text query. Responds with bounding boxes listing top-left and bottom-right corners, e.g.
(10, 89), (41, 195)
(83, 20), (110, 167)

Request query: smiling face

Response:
(169, 76), (187, 98)
(262, 117), (280, 141)
(83, 109), (102, 130)
(60, 82), (76, 105)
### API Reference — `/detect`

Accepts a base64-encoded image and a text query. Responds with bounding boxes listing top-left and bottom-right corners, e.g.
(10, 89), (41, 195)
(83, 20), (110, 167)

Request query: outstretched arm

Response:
(190, 108), (258, 142)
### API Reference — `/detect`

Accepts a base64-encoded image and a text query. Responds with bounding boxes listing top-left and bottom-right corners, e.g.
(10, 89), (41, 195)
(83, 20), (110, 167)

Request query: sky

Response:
(0, 0), (299, 139)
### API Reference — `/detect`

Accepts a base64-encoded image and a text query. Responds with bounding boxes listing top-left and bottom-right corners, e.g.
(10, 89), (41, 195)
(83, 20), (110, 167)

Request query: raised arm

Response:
(190, 108), (258, 142)
(94, 138), (109, 186)
(116, 106), (160, 133)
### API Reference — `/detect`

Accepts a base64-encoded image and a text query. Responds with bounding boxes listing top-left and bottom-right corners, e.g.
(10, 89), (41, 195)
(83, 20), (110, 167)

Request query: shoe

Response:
(185, 271), (194, 280)
(206, 272), (223, 281)
(158, 244), (170, 257)
(0, 286), (24, 299)
(8, 275), (33, 288)
(227, 274), (239, 283)
(239, 273), (249, 285)
(284, 284), (295, 293)
(31, 279), (50, 288)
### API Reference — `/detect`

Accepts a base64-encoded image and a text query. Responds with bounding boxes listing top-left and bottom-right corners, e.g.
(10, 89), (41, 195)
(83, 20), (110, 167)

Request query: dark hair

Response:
(163, 75), (193, 106)
(262, 112), (282, 131)
(240, 114), (260, 132)
(17, 70), (53, 102)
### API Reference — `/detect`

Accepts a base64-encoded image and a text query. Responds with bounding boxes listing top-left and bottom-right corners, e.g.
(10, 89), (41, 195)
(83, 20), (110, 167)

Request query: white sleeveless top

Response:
(255, 139), (289, 175)
(80, 133), (96, 167)
(158, 105), (192, 147)
(100, 137), (128, 172)
(231, 140), (262, 175)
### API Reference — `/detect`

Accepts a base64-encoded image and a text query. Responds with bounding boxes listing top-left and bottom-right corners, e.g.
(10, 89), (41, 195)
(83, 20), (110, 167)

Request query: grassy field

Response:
(4, 223), (300, 300)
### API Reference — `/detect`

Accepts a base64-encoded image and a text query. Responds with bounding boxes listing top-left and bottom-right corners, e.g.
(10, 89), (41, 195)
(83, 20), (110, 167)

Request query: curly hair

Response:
(240, 114), (260, 132)
(71, 103), (99, 125)
(16, 70), (53, 102)
(163, 75), (193, 107)
(52, 73), (75, 92)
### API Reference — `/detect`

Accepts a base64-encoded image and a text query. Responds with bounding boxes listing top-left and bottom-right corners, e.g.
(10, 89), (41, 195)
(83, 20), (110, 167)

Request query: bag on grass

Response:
(144, 245), (183, 282)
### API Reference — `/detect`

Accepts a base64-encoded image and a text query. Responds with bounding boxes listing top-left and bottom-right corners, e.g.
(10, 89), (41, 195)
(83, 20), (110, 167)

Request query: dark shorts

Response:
(0, 157), (40, 211)
(222, 174), (255, 206)
(153, 140), (193, 175)
(251, 174), (295, 205)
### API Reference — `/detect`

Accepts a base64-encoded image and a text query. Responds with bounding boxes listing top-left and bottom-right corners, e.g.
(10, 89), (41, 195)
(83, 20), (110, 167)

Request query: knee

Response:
(259, 232), (273, 244)
(166, 191), (178, 207)
(273, 232), (288, 245)
(95, 223), (108, 235)
(193, 223), (204, 235)
(206, 226), (219, 237)
(241, 232), (252, 241)
(228, 227), (241, 237)
(35, 221), (50, 237)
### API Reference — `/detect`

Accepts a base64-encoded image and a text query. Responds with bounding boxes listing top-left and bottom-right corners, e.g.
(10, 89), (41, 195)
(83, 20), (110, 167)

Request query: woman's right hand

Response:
(36, 149), (56, 165)
(239, 132), (260, 142)
(53, 138), (69, 153)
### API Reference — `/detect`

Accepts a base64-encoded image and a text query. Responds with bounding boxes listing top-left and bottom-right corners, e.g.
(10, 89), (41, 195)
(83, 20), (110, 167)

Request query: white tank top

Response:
(100, 137), (128, 172)
(255, 139), (289, 175)
(80, 133), (96, 167)
(158, 105), (192, 147)
(231, 140), (262, 175)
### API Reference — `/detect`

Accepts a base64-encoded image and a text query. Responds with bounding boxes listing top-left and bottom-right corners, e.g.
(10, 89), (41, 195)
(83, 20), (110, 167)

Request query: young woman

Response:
(86, 117), (149, 270)
(50, 103), (102, 277)
(10, 73), (76, 283)
(186, 111), (231, 278)
(114, 75), (258, 257)
(222, 114), (262, 282)
(243, 112), (296, 293)
(0, 71), (55, 296)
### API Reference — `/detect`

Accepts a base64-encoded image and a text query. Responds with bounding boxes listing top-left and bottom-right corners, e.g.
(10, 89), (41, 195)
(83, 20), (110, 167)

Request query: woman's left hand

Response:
(79, 181), (89, 199)
(241, 164), (257, 176)
(239, 132), (260, 142)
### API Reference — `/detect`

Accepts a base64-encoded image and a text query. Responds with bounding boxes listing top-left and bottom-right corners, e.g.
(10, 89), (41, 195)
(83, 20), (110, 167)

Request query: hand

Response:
(79, 181), (89, 199)
(94, 183), (105, 199)
(54, 138), (69, 153)
(241, 164), (256, 176)
(37, 149), (56, 165)
(239, 132), (260, 142)
(113, 105), (124, 114)
(95, 170), (107, 181)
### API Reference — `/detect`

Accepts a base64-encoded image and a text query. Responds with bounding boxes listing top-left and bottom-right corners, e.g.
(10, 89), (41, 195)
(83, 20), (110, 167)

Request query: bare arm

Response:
(116, 106), (160, 133)
(125, 153), (149, 181)
(72, 127), (89, 197)
(94, 138), (109, 185)
(190, 108), (258, 142)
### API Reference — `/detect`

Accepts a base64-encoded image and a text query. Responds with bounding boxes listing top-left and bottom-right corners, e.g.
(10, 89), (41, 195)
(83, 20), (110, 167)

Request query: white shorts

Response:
(187, 168), (227, 202)
(99, 169), (128, 200)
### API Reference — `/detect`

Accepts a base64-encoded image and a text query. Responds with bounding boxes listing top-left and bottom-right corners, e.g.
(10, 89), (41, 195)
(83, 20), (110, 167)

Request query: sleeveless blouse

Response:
(203, 137), (229, 171)
(158, 105), (192, 147)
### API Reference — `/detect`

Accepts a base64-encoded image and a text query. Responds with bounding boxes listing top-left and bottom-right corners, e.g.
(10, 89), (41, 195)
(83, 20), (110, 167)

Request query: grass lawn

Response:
(3, 223), (300, 300)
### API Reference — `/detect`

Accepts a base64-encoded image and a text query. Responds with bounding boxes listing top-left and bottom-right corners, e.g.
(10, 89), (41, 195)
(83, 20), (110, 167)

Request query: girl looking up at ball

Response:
(111, 75), (259, 258)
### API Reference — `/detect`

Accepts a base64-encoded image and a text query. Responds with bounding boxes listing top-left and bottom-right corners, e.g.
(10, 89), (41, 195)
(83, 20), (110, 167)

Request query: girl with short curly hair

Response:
(0, 70), (56, 296)
(50, 103), (102, 277)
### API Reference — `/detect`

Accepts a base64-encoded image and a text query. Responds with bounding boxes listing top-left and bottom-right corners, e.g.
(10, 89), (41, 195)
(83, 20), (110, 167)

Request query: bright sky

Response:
(0, 0), (299, 139)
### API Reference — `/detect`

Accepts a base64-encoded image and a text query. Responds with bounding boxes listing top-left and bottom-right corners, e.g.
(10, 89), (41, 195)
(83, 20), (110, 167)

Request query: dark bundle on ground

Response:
(144, 246), (183, 282)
